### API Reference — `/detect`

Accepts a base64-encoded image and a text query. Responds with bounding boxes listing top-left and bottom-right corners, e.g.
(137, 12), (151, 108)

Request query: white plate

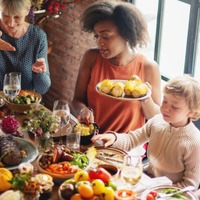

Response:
(5, 137), (38, 170)
(96, 80), (151, 101)
(141, 185), (198, 200)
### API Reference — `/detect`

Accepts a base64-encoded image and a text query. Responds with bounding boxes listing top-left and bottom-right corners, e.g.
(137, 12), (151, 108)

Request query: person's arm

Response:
(32, 29), (51, 94)
(70, 48), (98, 118)
(141, 59), (161, 119)
(92, 120), (151, 149)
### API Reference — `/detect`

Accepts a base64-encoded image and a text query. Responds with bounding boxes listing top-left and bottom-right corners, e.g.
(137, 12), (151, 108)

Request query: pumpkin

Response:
(0, 168), (13, 191)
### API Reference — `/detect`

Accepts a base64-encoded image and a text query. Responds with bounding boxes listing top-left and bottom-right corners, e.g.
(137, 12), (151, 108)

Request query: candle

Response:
(115, 189), (136, 200)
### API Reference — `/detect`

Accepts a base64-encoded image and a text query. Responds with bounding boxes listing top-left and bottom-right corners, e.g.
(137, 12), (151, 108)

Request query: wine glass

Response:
(52, 99), (70, 145)
(3, 73), (21, 102)
(120, 155), (143, 189)
(78, 107), (94, 124)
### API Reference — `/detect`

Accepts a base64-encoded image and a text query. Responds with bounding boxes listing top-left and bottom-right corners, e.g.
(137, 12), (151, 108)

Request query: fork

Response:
(157, 185), (195, 199)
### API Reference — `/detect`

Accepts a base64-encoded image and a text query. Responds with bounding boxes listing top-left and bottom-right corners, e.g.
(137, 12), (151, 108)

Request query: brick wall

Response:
(40, 0), (97, 110)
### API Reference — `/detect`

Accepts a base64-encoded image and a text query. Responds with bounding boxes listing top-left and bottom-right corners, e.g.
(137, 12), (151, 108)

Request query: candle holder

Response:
(114, 189), (137, 200)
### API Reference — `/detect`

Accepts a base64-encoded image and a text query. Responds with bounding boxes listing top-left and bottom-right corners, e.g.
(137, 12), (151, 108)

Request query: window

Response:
(133, 0), (200, 80)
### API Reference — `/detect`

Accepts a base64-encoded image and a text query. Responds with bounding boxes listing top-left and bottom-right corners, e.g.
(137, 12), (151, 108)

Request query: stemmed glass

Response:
(3, 73), (21, 102)
(120, 155), (143, 189)
(52, 100), (70, 145)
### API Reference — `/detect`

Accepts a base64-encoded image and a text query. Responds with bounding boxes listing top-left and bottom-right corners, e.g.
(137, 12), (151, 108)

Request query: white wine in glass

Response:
(3, 73), (21, 102)
(121, 155), (143, 188)
(52, 99), (70, 145)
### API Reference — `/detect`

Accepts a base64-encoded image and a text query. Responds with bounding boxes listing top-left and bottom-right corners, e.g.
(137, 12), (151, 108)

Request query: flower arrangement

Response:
(23, 108), (60, 136)
(23, 108), (60, 151)
(29, 0), (82, 24)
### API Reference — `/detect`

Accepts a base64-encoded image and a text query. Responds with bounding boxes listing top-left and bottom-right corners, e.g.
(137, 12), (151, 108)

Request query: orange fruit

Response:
(70, 193), (83, 200)
(0, 168), (13, 191)
(78, 184), (94, 198)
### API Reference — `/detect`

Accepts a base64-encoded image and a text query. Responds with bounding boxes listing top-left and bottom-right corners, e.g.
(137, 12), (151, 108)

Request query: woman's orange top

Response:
(87, 53), (146, 133)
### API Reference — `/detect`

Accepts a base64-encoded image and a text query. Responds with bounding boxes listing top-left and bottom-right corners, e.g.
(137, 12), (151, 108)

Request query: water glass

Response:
(66, 126), (80, 151)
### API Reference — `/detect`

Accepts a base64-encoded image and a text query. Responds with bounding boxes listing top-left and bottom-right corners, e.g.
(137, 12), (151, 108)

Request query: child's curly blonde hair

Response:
(163, 74), (200, 121)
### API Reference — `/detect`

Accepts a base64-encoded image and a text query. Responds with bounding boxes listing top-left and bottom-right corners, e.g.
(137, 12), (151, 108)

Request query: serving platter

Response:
(92, 147), (127, 168)
(5, 137), (38, 170)
(141, 185), (198, 200)
(96, 79), (151, 101)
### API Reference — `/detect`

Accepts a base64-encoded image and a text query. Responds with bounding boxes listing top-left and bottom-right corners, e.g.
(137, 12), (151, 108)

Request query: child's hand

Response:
(91, 133), (116, 147)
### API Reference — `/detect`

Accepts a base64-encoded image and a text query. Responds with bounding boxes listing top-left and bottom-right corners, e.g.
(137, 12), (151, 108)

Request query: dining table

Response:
(0, 103), (173, 200)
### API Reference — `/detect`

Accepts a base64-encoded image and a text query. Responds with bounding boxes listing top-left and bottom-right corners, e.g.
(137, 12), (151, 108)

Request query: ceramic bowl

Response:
(5, 90), (41, 113)
(80, 122), (99, 146)
(74, 122), (99, 146)
(98, 164), (119, 176)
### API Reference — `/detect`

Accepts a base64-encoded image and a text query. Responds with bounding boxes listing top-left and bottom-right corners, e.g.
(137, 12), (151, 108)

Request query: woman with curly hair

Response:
(71, 0), (161, 133)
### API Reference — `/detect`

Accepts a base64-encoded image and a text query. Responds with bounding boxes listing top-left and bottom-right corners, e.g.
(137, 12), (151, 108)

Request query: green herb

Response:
(70, 152), (89, 169)
(161, 188), (189, 200)
(10, 173), (31, 192)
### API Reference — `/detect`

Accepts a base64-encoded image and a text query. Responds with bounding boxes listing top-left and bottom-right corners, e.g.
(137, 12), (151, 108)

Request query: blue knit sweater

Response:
(0, 24), (51, 94)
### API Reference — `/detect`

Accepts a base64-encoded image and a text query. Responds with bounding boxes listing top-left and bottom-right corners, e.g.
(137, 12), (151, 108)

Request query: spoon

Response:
(157, 185), (195, 199)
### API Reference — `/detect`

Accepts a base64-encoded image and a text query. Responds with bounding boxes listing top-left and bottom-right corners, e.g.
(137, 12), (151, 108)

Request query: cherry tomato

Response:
(146, 193), (155, 200)
(149, 191), (158, 198)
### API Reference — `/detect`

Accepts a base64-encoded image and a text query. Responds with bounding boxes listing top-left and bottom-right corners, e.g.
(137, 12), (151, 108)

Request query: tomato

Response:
(78, 184), (94, 198)
(149, 191), (158, 198)
(96, 167), (112, 183)
(102, 186), (115, 200)
(146, 193), (155, 200)
(88, 168), (98, 181)
(91, 179), (105, 195)
(88, 167), (112, 183)
(74, 170), (89, 182)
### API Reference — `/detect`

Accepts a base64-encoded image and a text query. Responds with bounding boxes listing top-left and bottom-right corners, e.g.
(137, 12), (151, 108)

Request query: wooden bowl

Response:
(5, 90), (42, 113)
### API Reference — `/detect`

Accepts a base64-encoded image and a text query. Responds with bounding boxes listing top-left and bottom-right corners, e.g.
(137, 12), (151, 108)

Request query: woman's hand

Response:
(32, 58), (47, 73)
(0, 31), (16, 51)
(91, 133), (116, 147)
(77, 107), (94, 124)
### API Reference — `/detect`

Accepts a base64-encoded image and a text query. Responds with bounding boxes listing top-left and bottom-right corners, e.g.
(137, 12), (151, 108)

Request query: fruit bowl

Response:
(74, 122), (99, 146)
(4, 90), (42, 113)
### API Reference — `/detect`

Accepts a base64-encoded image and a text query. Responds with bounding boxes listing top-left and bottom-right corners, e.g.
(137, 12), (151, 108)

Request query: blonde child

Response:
(92, 75), (200, 189)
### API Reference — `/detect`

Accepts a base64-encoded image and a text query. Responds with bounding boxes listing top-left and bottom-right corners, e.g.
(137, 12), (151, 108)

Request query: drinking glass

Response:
(66, 124), (80, 151)
(52, 99), (70, 145)
(120, 155), (143, 189)
(3, 73), (21, 102)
